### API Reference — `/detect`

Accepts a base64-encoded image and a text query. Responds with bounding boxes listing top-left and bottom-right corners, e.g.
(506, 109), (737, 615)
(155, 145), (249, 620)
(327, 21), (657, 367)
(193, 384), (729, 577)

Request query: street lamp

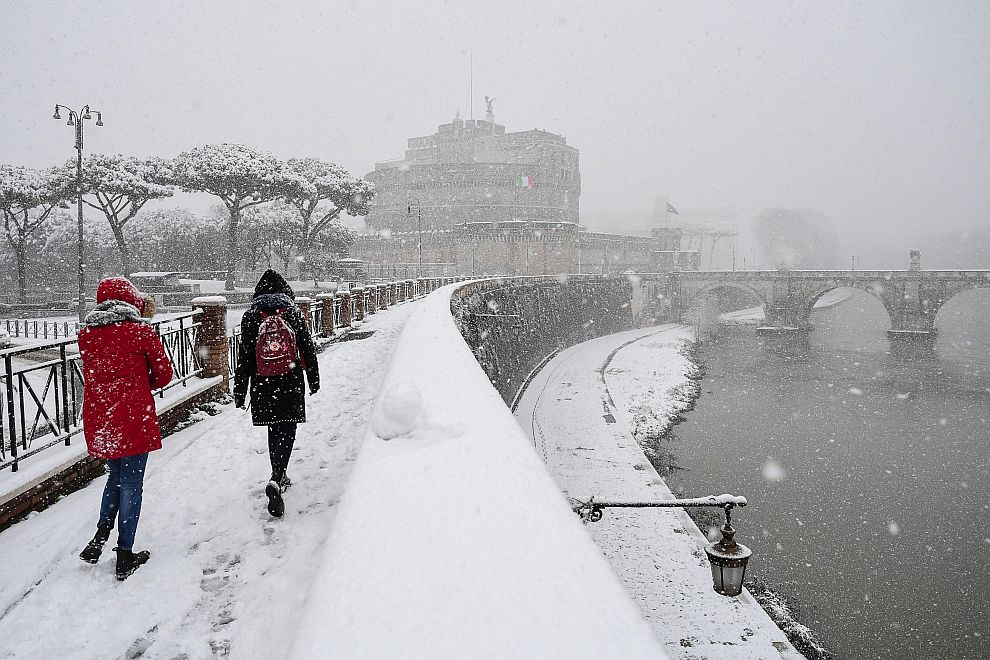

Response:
(406, 197), (423, 276)
(704, 503), (752, 596)
(53, 104), (102, 323)
(574, 493), (752, 597)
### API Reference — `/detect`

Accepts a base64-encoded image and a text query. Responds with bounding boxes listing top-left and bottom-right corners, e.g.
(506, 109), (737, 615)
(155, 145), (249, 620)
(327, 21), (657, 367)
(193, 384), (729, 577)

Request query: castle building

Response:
(352, 107), (695, 277)
(364, 106), (580, 233)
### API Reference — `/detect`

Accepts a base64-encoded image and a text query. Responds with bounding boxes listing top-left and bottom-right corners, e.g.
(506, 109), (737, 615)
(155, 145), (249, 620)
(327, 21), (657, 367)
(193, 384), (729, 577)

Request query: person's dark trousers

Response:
(268, 422), (297, 481)
(98, 452), (149, 550)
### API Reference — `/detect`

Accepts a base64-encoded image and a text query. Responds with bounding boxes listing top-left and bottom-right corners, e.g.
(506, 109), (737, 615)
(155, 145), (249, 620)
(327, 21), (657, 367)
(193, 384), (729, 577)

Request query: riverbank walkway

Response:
(514, 325), (801, 660)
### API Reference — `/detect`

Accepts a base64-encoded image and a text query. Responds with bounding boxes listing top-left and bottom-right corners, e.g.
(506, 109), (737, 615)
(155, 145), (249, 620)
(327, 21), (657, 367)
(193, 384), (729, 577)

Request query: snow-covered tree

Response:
(0, 165), (68, 302)
(130, 208), (225, 273)
(306, 226), (359, 284)
(241, 203), (299, 274)
(79, 154), (174, 276)
(170, 144), (287, 290)
(280, 157), (371, 275)
(36, 211), (118, 292)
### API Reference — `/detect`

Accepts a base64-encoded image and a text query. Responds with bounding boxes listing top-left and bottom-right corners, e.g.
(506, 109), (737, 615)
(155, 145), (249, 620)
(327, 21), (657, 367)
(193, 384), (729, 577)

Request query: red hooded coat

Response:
(78, 277), (174, 459)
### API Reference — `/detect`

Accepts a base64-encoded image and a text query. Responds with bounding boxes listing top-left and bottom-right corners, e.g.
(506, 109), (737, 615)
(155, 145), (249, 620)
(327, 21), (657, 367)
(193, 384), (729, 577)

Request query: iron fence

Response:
(228, 326), (241, 375)
(2, 319), (79, 341)
(309, 304), (323, 334)
(1, 310), (204, 473)
(151, 312), (205, 396)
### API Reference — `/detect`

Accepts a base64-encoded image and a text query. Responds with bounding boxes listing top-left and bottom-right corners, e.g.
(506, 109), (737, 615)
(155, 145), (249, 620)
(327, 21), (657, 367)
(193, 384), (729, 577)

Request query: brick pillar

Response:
(389, 282), (398, 306)
(378, 283), (388, 310)
(396, 280), (406, 303)
(191, 296), (230, 391)
(317, 293), (335, 337)
(295, 296), (314, 332)
(405, 279), (414, 300)
(352, 286), (365, 322)
(337, 290), (352, 328)
(366, 285), (378, 314)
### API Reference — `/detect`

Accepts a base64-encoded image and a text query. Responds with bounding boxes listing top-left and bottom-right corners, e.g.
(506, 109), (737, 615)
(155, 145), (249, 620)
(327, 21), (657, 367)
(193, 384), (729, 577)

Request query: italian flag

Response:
(515, 175), (535, 188)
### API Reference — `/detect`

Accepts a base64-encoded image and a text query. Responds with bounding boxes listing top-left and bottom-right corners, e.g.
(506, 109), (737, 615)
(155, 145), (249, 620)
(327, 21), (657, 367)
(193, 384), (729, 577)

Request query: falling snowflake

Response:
(762, 457), (785, 481)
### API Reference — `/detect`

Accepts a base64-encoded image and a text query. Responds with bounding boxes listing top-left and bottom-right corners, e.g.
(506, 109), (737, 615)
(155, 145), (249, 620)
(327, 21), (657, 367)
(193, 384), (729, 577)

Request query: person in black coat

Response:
(234, 269), (320, 518)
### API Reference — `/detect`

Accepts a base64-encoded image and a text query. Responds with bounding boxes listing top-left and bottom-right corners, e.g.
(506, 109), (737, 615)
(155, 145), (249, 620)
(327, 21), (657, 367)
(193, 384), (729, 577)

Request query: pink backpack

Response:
(255, 309), (298, 377)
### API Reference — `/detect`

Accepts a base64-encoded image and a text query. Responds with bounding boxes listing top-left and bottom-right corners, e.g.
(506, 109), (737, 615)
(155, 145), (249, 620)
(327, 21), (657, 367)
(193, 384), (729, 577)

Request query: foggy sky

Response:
(3, 0), (989, 265)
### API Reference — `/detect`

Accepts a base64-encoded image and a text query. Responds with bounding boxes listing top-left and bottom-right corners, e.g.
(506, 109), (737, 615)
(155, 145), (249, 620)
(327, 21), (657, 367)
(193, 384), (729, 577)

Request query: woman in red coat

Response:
(76, 277), (173, 580)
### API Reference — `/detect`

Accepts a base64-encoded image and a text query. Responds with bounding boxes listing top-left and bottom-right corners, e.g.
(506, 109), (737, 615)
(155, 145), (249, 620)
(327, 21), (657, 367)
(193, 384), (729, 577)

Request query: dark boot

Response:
(266, 479), (285, 518)
(79, 524), (112, 564)
(114, 547), (151, 581)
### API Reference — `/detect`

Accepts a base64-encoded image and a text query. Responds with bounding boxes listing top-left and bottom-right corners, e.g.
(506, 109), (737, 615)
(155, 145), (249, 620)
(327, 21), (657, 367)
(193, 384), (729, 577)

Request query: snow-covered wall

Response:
(291, 283), (667, 659)
(453, 275), (634, 402)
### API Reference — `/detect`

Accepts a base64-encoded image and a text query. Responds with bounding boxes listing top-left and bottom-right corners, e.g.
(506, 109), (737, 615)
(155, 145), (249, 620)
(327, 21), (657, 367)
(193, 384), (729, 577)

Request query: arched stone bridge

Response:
(641, 267), (990, 353)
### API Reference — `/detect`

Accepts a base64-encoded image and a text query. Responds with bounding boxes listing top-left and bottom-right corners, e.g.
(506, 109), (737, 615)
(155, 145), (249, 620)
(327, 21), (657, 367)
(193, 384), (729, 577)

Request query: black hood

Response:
(254, 269), (294, 299)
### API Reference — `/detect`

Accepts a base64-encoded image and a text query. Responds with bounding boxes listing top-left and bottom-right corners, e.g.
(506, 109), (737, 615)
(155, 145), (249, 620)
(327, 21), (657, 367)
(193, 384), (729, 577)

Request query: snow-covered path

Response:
(514, 325), (799, 660)
(0, 302), (417, 659)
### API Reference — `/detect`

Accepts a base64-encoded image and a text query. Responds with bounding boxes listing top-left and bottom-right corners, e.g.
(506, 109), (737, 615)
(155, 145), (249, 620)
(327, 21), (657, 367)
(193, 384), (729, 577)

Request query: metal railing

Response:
(151, 312), (205, 396)
(1, 339), (85, 473)
(1, 310), (204, 473)
(310, 304), (323, 334)
(228, 326), (242, 373)
(2, 319), (79, 341)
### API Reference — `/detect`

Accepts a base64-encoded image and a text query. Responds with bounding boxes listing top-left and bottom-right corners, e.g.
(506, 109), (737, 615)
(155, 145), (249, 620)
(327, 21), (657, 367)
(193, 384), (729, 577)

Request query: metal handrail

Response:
(2, 310), (204, 473)
(571, 494), (747, 524)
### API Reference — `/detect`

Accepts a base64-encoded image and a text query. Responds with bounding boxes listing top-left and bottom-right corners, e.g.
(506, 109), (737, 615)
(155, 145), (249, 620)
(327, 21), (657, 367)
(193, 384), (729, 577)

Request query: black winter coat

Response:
(233, 292), (320, 426)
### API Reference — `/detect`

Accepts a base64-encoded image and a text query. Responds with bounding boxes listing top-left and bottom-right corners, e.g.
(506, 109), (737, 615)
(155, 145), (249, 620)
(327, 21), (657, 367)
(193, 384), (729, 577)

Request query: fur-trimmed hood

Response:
(84, 300), (150, 327)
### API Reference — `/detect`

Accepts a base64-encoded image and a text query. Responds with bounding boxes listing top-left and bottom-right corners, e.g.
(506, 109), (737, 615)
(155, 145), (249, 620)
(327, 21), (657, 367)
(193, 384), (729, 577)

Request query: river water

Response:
(662, 289), (990, 660)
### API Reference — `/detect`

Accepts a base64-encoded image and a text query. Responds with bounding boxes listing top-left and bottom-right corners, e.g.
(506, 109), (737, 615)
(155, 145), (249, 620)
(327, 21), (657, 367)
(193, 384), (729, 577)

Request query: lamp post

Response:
(573, 493), (752, 597)
(406, 197), (423, 276)
(53, 104), (102, 323)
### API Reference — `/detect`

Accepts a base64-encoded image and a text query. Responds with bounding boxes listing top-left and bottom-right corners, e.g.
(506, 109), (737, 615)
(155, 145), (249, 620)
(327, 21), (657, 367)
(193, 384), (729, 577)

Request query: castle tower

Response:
(363, 114), (581, 233)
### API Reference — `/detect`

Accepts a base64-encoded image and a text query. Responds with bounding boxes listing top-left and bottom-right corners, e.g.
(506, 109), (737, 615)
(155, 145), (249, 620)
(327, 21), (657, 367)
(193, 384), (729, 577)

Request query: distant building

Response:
(350, 110), (696, 277)
(364, 108), (580, 233)
(654, 196), (738, 270)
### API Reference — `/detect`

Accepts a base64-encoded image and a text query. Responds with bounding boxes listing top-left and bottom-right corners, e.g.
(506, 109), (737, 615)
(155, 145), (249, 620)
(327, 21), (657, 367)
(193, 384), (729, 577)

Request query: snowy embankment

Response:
(720, 287), (852, 325)
(291, 284), (667, 659)
(515, 327), (801, 659)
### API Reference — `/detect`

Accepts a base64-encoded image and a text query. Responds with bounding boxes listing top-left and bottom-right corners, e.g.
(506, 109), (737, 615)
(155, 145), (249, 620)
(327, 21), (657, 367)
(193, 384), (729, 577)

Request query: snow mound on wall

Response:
(371, 380), (423, 439)
(292, 284), (667, 659)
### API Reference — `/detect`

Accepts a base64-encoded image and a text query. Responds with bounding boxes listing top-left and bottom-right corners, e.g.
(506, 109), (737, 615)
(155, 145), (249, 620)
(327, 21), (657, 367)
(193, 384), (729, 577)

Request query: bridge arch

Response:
(796, 282), (895, 328)
(680, 280), (769, 313)
(932, 282), (990, 337)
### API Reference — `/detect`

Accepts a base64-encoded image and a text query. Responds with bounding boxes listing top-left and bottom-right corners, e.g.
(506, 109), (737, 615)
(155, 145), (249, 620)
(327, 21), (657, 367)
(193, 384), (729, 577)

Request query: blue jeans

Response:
(98, 453), (149, 551)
